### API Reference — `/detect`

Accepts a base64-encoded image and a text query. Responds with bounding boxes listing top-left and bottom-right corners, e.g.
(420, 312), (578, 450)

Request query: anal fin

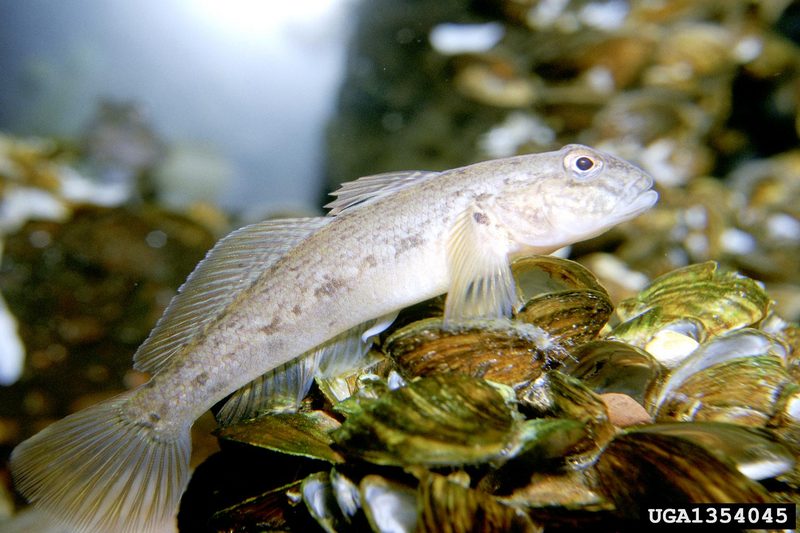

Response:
(215, 312), (398, 426)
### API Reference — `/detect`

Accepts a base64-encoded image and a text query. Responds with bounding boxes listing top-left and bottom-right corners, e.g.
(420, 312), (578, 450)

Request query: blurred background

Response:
(0, 0), (354, 216)
(1, 0), (800, 525)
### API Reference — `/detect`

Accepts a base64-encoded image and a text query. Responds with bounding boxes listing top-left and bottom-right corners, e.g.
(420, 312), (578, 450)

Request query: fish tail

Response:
(10, 390), (191, 533)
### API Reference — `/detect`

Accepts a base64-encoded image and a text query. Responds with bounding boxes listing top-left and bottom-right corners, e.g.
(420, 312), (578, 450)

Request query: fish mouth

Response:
(612, 189), (659, 221)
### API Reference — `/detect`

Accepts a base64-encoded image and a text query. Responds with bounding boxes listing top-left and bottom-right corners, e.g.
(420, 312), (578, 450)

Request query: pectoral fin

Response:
(444, 205), (516, 323)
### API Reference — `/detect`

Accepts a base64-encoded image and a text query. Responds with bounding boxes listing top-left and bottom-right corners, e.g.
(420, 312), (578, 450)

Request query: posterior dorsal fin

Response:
(444, 205), (516, 323)
(325, 170), (440, 216)
(134, 217), (332, 374)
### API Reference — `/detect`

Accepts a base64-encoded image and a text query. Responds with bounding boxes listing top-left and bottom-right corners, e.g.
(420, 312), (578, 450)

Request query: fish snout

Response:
(615, 187), (659, 220)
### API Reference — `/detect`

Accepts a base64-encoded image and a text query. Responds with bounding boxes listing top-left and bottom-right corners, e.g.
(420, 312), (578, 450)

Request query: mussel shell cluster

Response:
(183, 256), (800, 531)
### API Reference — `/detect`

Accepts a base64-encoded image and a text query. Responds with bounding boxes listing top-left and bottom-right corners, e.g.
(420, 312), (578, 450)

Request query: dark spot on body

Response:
(194, 372), (210, 386)
(148, 412), (161, 423)
(394, 235), (424, 257)
(314, 277), (346, 298)
(260, 317), (282, 335)
(364, 254), (378, 268)
(291, 304), (302, 316)
(473, 212), (489, 225)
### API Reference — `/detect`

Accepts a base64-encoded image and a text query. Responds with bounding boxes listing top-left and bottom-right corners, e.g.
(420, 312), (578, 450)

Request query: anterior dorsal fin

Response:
(325, 170), (440, 216)
(215, 312), (397, 426)
(444, 206), (516, 323)
(134, 217), (333, 374)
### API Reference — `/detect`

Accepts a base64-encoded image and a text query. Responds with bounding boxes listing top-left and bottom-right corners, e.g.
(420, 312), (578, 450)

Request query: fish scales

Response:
(9, 144), (658, 532)
(125, 172), (461, 429)
(125, 157), (516, 430)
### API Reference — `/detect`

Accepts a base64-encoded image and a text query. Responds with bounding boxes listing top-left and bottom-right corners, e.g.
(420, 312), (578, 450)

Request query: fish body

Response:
(10, 144), (657, 532)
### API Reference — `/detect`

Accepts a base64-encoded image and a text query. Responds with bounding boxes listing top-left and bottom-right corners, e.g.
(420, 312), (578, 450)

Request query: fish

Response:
(9, 144), (658, 532)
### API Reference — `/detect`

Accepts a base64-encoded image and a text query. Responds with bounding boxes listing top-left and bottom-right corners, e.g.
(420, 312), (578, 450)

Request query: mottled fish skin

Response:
(9, 144), (657, 532)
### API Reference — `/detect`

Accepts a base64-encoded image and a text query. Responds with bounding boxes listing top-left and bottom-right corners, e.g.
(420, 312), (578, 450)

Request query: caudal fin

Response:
(10, 391), (191, 533)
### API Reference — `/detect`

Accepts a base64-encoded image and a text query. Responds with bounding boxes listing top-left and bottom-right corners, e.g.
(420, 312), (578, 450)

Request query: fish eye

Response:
(575, 157), (594, 171)
(565, 150), (603, 179)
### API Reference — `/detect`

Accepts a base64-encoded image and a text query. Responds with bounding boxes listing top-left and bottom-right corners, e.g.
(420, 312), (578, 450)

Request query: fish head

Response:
(495, 144), (658, 253)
